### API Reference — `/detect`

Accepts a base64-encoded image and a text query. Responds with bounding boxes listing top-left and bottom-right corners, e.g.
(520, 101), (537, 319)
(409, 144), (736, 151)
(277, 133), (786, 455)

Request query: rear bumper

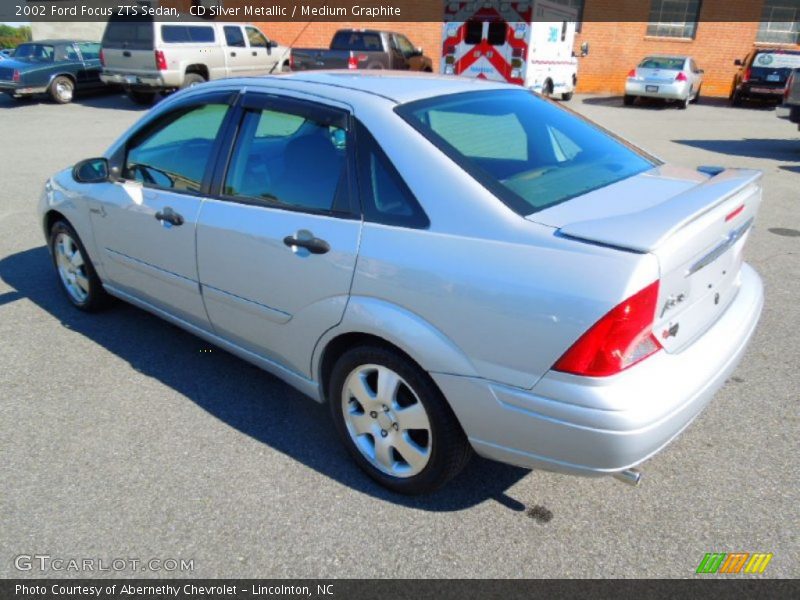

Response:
(625, 79), (690, 100)
(739, 83), (784, 98)
(0, 82), (47, 96)
(433, 263), (764, 477)
(100, 70), (181, 90)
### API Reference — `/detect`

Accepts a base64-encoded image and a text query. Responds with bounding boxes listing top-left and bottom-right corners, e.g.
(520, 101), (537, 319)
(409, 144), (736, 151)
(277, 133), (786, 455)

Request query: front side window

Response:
(646, 0), (701, 39)
(246, 27), (269, 48)
(224, 26), (246, 48)
(395, 34), (416, 57)
(125, 104), (228, 193)
(77, 42), (101, 60)
(223, 108), (348, 213)
(397, 90), (655, 216)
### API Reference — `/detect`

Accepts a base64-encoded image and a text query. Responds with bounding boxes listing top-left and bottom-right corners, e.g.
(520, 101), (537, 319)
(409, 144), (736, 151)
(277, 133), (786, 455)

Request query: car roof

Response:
(641, 54), (689, 60)
(209, 71), (512, 106)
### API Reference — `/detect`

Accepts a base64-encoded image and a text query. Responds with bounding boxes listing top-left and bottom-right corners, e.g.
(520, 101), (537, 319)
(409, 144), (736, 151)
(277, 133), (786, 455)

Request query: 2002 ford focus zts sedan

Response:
(40, 72), (764, 494)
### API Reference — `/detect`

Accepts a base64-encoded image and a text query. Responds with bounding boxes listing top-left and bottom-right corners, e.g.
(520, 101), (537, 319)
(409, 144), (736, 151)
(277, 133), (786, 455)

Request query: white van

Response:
(100, 16), (291, 104)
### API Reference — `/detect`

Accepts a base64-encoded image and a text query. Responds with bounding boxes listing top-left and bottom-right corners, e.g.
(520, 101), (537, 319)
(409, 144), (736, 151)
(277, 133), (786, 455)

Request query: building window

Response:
(646, 0), (702, 39)
(757, 0), (800, 45)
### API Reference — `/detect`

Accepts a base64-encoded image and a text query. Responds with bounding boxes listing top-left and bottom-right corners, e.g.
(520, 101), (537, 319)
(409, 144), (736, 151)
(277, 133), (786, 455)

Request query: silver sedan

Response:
(625, 55), (704, 108)
(39, 72), (762, 494)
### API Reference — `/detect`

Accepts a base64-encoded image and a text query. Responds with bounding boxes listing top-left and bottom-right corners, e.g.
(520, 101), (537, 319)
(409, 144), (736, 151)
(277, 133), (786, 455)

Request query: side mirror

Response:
(734, 59), (743, 66)
(72, 157), (109, 183)
(698, 68), (705, 74)
(415, 46), (424, 56)
(580, 41), (589, 57)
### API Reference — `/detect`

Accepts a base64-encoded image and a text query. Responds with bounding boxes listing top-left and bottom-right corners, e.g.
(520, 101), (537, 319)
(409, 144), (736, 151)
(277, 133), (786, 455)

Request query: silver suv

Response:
(99, 16), (290, 105)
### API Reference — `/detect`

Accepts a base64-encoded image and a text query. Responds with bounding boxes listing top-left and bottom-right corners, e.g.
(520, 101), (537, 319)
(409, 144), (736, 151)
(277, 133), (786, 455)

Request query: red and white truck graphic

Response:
(441, 1), (581, 100)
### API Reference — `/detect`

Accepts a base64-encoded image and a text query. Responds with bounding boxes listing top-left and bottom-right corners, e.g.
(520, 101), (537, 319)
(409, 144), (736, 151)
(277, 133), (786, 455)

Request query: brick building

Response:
(30, 0), (800, 98)
(249, 0), (799, 98)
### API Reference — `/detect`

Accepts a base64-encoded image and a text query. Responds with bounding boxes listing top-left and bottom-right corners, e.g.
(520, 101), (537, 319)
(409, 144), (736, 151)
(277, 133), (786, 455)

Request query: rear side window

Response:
(331, 31), (383, 51)
(397, 90), (655, 216)
(224, 26), (246, 48)
(125, 104), (228, 193)
(13, 44), (54, 62)
(464, 21), (483, 45)
(487, 22), (507, 46)
(223, 108), (348, 213)
(161, 25), (215, 44)
(102, 19), (154, 50)
(356, 122), (429, 229)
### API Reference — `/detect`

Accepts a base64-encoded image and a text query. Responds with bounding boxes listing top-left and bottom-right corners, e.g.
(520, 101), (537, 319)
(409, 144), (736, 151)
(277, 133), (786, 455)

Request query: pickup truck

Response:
(292, 29), (433, 72)
(777, 68), (800, 130)
(100, 16), (291, 105)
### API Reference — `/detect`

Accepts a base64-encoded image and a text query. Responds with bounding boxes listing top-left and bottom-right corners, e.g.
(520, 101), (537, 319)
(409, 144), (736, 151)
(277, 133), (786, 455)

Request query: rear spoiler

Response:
(557, 169), (762, 252)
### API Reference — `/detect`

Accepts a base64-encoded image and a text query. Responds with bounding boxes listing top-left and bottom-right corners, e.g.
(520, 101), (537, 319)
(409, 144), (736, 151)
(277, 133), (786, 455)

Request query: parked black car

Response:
(730, 48), (800, 105)
(0, 40), (105, 104)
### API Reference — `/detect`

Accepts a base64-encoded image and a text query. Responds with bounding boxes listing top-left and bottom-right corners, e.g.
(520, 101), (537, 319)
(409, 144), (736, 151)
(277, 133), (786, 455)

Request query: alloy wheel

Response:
(54, 232), (89, 303)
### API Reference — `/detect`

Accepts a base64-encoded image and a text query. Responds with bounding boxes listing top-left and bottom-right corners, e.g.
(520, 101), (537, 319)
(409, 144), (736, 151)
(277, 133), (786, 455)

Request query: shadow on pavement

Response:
(673, 138), (800, 161)
(0, 245), (531, 512)
(0, 89), (153, 111)
(581, 94), (778, 111)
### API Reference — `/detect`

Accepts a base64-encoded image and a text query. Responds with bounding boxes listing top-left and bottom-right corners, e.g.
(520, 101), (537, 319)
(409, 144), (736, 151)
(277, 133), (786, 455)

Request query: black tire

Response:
(128, 90), (157, 105)
(678, 95), (690, 109)
(541, 80), (554, 98)
(691, 86), (701, 104)
(623, 94), (635, 106)
(329, 345), (472, 495)
(49, 220), (111, 312)
(731, 89), (743, 107)
(561, 91), (574, 101)
(181, 73), (206, 89)
(49, 76), (74, 104)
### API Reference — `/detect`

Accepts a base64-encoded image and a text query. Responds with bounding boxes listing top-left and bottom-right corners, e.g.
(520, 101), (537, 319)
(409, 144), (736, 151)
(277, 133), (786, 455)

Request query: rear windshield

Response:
(161, 25), (215, 44)
(102, 18), (154, 50)
(639, 56), (686, 70)
(13, 44), (55, 62)
(752, 51), (800, 70)
(331, 31), (383, 52)
(396, 90), (656, 216)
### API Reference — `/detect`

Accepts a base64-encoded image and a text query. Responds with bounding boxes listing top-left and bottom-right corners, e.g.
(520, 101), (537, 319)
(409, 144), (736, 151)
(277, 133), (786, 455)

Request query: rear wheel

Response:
(128, 90), (156, 105)
(623, 94), (635, 106)
(561, 91), (574, 101)
(541, 80), (554, 98)
(181, 73), (206, 89)
(329, 345), (472, 495)
(49, 76), (74, 104)
(49, 220), (110, 312)
(691, 86), (701, 104)
(678, 95), (690, 109)
(730, 88), (743, 107)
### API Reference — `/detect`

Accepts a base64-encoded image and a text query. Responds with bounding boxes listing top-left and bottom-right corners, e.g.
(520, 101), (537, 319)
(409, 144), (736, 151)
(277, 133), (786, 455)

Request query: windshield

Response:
(639, 56), (685, 70)
(396, 90), (656, 216)
(14, 44), (55, 62)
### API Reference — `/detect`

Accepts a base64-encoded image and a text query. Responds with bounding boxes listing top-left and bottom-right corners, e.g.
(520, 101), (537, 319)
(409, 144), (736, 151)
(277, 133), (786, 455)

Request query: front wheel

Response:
(329, 345), (472, 494)
(49, 220), (110, 312)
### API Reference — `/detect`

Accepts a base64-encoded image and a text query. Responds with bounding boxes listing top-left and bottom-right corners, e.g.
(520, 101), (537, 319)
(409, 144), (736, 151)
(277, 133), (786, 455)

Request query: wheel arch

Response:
(313, 297), (478, 403)
(184, 64), (209, 80)
(48, 72), (77, 87)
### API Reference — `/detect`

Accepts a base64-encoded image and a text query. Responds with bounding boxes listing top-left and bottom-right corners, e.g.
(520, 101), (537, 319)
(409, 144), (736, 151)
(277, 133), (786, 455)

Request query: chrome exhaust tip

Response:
(612, 468), (642, 486)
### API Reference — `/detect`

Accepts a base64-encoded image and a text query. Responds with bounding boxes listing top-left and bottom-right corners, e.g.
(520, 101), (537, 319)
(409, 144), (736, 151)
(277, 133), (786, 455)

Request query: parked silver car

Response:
(625, 55), (704, 108)
(40, 73), (763, 494)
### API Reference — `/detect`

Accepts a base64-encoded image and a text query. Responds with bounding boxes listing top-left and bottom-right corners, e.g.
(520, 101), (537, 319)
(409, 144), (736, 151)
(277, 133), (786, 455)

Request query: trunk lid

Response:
(636, 67), (681, 83)
(531, 166), (763, 353)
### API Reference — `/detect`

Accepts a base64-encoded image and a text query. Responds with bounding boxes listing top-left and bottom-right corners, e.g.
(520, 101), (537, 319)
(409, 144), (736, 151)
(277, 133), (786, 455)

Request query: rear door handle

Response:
(230, 51), (237, 57)
(123, 51), (131, 58)
(155, 207), (184, 227)
(252, 51), (258, 57)
(283, 235), (329, 254)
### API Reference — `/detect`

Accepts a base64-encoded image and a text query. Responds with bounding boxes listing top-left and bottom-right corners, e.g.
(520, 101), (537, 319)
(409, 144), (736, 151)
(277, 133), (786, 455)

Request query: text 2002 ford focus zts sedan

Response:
(40, 72), (763, 494)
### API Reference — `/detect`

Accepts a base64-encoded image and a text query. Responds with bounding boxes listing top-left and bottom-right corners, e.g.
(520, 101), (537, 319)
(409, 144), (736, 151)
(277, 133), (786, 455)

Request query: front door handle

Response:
(283, 234), (330, 254)
(155, 207), (184, 227)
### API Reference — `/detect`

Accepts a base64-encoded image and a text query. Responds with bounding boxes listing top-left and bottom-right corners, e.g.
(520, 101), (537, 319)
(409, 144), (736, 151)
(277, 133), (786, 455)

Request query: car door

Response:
(195, 93), (361, 376)
(243, 26), (278, 75)
(88, 91), (235, 327)
(75, 42), (103, 89)
(222, 25), (250, 77)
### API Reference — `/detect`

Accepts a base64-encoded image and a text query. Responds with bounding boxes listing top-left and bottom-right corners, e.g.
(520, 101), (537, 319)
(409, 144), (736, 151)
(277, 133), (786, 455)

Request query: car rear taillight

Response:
(742, 67), (751, 82)
(553, 281), (662, 377)
(348, 54), (358, 70)
(155, 50), (167, 71)
(785, 74), (793, 100)
(627, 68), (636, 78)
(675, 71), (688, 82)
(99, 49), (105, 67)
(12, 69), (20, 82)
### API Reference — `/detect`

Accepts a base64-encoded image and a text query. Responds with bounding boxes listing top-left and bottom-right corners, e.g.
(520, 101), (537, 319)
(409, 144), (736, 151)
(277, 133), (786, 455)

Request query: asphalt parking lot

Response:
(1, 89), (798, 579)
